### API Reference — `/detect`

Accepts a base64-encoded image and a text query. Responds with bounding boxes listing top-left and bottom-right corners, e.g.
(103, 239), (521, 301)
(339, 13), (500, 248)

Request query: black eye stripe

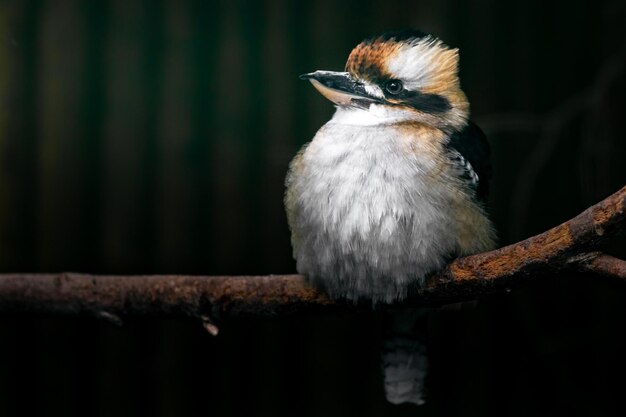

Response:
(376, 77), (450, 113)
(382, 87), (451, 114)
(402, 91), (451, 114)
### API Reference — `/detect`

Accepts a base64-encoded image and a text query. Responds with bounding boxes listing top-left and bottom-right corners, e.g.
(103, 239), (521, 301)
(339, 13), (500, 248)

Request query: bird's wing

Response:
(445, 121), (492, 202)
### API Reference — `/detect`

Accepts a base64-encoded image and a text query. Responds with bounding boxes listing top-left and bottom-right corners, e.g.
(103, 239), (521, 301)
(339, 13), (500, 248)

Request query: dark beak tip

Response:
(299, 73), (314, 80)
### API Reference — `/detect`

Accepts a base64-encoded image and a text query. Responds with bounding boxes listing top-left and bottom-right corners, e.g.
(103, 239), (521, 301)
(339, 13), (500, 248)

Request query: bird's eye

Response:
(385, 80), (403, 95)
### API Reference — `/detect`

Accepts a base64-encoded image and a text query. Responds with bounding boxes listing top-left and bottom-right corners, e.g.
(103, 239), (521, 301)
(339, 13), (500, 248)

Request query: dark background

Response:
(1, 0), (625, 416)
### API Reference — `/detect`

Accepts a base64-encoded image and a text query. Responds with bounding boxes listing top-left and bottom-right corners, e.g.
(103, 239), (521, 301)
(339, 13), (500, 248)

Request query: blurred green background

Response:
(0, 0), (625, 416)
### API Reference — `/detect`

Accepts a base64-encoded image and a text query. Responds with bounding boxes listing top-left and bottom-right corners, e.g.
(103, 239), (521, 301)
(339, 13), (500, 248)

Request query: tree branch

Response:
(571, 252), (626, 280)
(0, 185), (624, 321)
(422, 184), (626, 301)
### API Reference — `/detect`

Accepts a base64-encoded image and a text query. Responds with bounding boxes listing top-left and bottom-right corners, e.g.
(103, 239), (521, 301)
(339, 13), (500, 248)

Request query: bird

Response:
(284, 29), (496, 405)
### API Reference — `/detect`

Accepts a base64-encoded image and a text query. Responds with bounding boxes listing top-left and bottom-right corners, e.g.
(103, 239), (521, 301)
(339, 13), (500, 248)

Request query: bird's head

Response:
(301, 30), (469, 132)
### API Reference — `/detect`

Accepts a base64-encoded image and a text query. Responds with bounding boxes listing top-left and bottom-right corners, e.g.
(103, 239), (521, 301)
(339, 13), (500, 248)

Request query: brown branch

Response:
(423, 184), (626, 298)
(571, 252), (626, 280)
(0, 273), (335, 319)
(0, 185), (625, 321)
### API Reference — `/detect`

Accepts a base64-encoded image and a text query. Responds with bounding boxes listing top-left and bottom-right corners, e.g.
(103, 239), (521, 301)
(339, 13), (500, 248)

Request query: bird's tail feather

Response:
(382, 308), (429, 405)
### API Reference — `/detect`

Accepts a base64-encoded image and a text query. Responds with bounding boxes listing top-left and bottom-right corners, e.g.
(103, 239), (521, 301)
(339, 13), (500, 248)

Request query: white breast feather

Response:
(286, 108), (493, 303)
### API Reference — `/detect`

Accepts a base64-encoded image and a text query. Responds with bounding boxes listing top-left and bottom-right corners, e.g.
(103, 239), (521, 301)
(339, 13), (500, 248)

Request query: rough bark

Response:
(0, 185), (624, 322)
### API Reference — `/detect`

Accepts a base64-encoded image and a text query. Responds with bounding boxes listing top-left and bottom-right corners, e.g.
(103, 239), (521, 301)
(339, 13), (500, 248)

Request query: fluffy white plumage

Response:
(286, 107), (494, 304)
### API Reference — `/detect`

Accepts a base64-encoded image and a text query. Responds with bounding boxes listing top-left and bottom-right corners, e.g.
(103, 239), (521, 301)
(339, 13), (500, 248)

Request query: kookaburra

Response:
(285, 30), (496, 405)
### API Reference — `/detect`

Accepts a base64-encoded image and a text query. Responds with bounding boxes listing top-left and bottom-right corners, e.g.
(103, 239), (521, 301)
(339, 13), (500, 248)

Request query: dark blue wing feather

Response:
(446, 121), (492, 202)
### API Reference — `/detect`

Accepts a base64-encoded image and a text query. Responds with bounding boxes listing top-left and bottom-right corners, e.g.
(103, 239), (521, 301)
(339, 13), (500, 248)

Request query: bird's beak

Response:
(299, 71), (382, 108)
